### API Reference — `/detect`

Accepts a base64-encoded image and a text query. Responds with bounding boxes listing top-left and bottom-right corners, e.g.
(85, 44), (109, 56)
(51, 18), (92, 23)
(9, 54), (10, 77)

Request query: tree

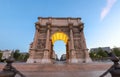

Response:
(112, 47), (120, 57)
(18, 53), (29, 62)
(97, 48), (107, 58)
(13, 49), (21, 61)
(13, 49), (29, 62)
(89, 52), (96, 59)
(89, 47), (108, 61)
(23, 53), (29, 61)
(0, 50), (2, 61)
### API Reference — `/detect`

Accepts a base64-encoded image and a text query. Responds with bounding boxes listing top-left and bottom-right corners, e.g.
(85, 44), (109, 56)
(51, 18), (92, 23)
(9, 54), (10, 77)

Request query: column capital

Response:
(35, 22), (41, 25)
(35, 22), (41, 30)
(46, 22), (51, 29)
(68, 22), (73, 29)
(78, 23), (84, 31)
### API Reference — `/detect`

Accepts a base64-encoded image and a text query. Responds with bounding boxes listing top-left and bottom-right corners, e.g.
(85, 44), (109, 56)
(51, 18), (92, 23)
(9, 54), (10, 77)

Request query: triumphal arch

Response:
(27, 17), (91, 64)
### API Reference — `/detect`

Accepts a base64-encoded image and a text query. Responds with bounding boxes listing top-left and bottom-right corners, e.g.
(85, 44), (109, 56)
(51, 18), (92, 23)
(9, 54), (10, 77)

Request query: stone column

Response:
(42, 22), (52, 64)
(79, 23), (92, 63)
(69, 23), (78, 63)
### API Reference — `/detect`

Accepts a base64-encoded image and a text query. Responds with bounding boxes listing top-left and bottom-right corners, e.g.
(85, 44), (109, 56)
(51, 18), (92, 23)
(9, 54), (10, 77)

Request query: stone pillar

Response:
(79, 23), (92, 63)
(69, 23), (78, 63)
(81, 31), (92, 63)
(32, 24), (40, 49)
(49, 40), (52, 59)
(27, 23), (40, 63)
(66, 43), (68, 59)
(66, 42), (69, 63)
(50, 41), (53, 59)
(41, 22), (52, 64)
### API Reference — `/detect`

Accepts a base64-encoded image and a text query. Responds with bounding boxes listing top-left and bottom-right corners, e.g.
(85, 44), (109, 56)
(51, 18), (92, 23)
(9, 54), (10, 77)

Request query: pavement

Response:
(0, 61), (113, 77)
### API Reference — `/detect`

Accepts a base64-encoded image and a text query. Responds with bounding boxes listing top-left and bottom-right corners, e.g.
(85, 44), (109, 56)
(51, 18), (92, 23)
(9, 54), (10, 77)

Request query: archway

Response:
(54, 41), (66, 60)
(51, 32), (68, 44)
(51, 32), (69, 62)
(27, 17), (92, 64)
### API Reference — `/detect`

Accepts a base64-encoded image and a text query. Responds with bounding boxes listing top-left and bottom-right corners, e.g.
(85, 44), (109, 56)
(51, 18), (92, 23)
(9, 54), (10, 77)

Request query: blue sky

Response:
(0, 0), (120, 58)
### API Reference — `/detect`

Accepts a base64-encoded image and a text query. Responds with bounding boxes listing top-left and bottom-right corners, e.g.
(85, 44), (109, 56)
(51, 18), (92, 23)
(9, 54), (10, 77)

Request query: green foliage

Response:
(97, 48), (107, 57)
(89, 52), (97, 59)
(13, 49), (21, 61)
(13, 49), (29, 62)
(18, 54), (24, 61)
(0, 50), (2, 61)
(112, 48), (120, 57)
(17, 53), (29, 61)
(0, 49), (29, 62)
(24, 53), (29, 61)
(89, 47), (108, 61)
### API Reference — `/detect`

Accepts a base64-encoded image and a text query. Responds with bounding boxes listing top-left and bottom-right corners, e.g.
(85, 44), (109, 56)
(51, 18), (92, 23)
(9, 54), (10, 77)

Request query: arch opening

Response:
(51, 32), (69, 62)
(53, 40), (66, 60)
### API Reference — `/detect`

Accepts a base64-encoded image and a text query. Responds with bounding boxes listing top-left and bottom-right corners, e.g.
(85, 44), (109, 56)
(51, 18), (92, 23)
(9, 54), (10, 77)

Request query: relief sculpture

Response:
(74, 39), (81, 49)
(37, 39), (45, 49)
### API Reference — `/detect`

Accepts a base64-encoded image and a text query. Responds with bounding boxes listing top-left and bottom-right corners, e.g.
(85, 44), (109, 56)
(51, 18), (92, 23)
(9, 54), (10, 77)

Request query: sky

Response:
(0, 0), (120, 58)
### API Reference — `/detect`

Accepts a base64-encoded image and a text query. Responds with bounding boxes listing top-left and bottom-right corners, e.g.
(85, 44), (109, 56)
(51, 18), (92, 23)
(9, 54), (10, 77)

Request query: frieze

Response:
(37, 39), (46, 49)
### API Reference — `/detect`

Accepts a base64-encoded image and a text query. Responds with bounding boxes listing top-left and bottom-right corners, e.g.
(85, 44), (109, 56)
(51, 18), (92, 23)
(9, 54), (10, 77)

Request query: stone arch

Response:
(51, 31), (69, 45)
(50, 31), (70, 61)
(27, 17), (92, 64)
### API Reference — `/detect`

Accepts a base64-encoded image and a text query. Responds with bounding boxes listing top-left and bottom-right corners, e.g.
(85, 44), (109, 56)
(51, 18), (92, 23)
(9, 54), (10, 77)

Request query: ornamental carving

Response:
(37, 39), (46, 49)
(74, 39), (81, 49)
(27, 17), (91, 63)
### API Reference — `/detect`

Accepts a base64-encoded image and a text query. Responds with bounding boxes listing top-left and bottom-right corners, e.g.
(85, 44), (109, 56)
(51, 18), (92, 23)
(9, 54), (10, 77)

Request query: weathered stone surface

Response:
(27, 17), (92, 64)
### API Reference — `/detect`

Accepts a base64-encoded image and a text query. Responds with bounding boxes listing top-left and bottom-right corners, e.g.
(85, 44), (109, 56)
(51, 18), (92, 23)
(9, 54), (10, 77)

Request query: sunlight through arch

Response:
(51, 32), (68, 45)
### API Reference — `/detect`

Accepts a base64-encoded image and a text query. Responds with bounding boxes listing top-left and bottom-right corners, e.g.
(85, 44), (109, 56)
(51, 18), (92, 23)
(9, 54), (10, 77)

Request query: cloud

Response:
(101, 0), (117, 21)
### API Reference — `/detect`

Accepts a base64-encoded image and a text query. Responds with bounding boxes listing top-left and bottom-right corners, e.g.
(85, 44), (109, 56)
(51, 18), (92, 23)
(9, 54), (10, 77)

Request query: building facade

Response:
(90, 47), (111, 53)
(1, 50), (12, 60)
